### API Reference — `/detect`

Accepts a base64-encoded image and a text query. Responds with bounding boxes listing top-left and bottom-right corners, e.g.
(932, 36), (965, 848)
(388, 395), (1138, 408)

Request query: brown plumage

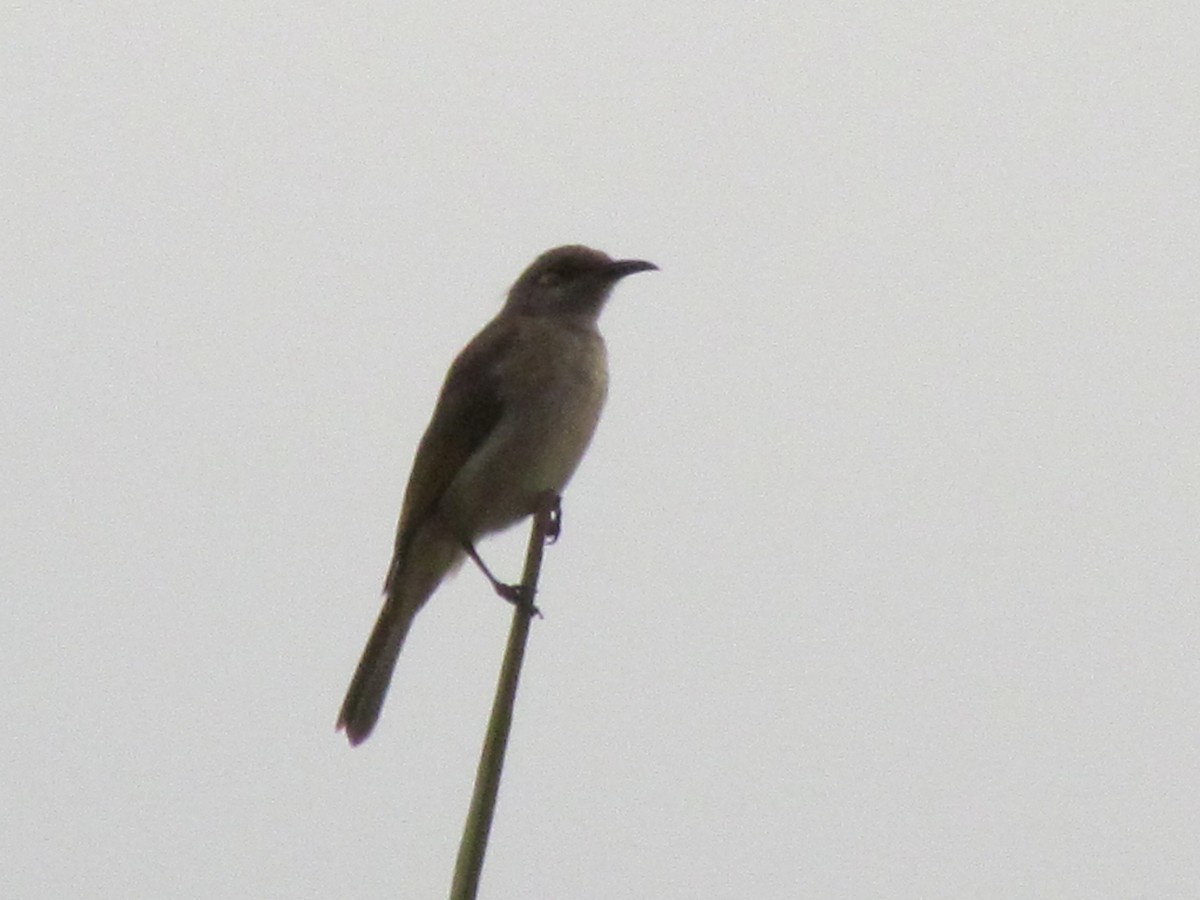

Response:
(337, 245), (656, 745)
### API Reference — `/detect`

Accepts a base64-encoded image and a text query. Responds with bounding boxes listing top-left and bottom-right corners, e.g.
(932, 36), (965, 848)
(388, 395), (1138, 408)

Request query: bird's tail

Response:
(336, 593), (417, 745)
(337, 529), (464, 745)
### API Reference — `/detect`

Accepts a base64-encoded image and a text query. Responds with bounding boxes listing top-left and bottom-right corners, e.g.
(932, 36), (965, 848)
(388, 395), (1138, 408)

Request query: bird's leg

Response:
(461, 540), (518, 599)
(462, 539), (541, 617)
(539, 492), (562, 544)
(459, 495), (561, 616)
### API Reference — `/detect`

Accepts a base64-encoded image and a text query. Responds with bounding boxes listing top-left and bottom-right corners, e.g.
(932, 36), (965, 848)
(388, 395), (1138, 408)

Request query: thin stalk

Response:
(449, 494), (557, 900)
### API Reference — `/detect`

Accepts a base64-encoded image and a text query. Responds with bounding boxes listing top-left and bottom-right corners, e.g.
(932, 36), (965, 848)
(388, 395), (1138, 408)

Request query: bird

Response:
(337, 244), (657, 745)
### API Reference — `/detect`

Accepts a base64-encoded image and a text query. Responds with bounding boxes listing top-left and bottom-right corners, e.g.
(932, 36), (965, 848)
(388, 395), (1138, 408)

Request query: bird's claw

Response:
(541, 493), (562, 544)
(496, 582), (542, 618)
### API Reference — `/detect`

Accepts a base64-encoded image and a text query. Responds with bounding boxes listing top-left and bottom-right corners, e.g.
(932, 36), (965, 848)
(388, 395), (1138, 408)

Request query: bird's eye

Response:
(538, 265), (573, 286)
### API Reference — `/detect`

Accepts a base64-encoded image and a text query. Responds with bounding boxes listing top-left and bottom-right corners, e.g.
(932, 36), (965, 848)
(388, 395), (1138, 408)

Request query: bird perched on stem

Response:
(337, 245), (657, 745)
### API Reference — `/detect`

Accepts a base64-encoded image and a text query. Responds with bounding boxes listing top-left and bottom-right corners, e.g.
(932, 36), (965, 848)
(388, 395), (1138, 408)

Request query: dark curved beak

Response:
(606, 258), (659, 280)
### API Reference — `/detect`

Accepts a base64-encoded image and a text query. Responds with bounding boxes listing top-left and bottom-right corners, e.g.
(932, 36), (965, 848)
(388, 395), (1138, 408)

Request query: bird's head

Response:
(504, 245), (657, 319)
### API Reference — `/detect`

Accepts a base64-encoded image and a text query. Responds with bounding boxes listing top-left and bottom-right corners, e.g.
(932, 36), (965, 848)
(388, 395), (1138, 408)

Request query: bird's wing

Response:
(384, 317), (514, 590)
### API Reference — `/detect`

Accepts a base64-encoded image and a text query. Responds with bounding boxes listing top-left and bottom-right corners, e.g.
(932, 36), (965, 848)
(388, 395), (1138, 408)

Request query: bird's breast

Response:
(448, 317), (608, 537)
(500, 318), (608, 483)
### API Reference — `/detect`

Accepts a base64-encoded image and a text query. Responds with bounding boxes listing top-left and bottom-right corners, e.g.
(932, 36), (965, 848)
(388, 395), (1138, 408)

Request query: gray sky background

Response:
(3, 4), (1196, 898)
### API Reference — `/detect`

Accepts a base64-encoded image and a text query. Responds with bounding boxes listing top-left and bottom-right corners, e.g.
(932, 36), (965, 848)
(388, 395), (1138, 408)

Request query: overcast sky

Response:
(3, 4), (1197, 898)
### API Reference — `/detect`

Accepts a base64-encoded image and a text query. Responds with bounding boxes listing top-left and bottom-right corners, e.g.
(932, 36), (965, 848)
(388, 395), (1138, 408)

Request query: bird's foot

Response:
(538, 492), (562, 544)
(496, 582), (542, 618)
(462, 538), (542, 617)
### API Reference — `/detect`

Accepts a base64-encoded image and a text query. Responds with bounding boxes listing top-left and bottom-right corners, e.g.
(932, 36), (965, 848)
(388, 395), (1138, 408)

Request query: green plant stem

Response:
(449, 495), (556, 900)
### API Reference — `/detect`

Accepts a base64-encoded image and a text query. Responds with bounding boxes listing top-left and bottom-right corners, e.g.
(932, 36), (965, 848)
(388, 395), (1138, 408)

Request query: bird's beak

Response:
(606, 258), (659, 280)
